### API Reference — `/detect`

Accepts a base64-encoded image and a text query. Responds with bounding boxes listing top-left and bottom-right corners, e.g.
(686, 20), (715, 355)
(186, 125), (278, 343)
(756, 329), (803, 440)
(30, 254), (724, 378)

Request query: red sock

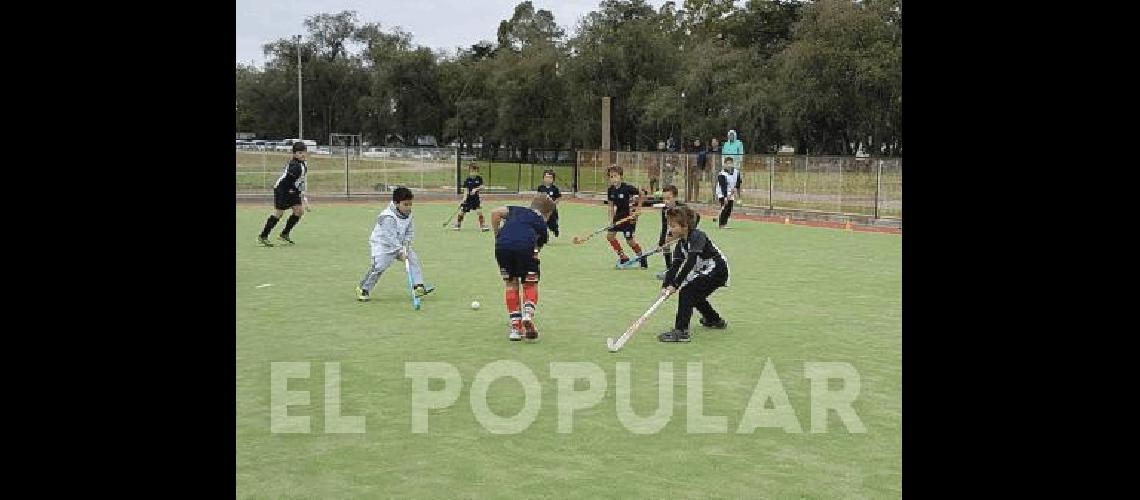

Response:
(478, 213), (486, 226)
(630, 242), (643, 256)
(609, 239), (627, 258)
(522, 282), (538, 317)
(505, 288), (521, 329)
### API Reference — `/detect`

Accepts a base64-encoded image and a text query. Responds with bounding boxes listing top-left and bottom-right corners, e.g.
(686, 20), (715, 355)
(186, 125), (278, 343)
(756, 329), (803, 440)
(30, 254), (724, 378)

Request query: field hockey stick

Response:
(403, 246), (421, 310)
(606, 284), (683, 352)
(572, 212), (638, 245)
(616, 236), (678, 269)
(442, 196), (466, 227)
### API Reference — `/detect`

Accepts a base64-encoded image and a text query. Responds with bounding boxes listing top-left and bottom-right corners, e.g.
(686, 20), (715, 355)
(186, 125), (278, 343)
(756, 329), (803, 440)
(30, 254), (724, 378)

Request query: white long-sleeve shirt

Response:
(369, 201), (415, 256)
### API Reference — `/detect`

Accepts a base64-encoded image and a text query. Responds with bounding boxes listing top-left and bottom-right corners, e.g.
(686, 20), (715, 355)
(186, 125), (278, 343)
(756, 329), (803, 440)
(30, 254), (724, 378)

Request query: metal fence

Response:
(236, 145), (901, 219)
(458, 149), (577, 195)
(235, 147), (459, 196)
(575, 150), (901, 219)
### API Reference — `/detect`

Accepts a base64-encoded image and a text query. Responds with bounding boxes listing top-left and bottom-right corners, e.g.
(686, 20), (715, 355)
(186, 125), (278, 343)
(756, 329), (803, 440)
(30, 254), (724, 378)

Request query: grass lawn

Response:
(237, 200), (901, 498)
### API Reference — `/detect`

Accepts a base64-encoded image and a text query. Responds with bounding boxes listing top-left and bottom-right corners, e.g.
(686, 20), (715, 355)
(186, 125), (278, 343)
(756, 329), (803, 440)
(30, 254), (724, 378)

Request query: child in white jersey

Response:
(355, 187), (436, 301)
(715, 156), (742, 229)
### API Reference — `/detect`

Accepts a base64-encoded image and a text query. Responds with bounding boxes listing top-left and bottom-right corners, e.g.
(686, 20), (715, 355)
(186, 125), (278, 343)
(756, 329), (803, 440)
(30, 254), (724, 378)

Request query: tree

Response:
(772, 0), (900, 154)
(497, 1), (565, 51)
(234, 1), (900, 156)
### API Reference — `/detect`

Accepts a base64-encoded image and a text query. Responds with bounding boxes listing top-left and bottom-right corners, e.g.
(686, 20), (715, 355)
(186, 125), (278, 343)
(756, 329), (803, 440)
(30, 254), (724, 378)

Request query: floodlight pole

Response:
(296, 35), (303, 141)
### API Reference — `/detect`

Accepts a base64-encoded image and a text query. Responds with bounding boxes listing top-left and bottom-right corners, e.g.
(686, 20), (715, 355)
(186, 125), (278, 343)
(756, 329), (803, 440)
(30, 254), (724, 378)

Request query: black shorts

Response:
(495, 247), (540, 281)
(610, 215), (636, 239)
(274, 189), (302, 210)
(461, 196), (482, 212)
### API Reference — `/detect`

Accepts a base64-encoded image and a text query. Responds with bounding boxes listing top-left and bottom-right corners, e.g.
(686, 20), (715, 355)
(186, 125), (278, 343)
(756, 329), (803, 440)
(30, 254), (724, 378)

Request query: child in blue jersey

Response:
(534, 169), (562, 238)
(604, 165), (646, 268)
(489, 195), (557, 341)
(452, 163), (489, 231)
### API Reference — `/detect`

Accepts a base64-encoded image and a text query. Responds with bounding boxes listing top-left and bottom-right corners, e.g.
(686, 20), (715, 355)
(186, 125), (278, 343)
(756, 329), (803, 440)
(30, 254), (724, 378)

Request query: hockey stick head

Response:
(606, 337), (620, 352)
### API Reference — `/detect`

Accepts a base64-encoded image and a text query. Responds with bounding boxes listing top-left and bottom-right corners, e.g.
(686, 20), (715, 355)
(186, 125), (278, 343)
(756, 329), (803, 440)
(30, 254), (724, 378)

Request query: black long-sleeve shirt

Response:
(657, 201), (700, 244)
(662, 228), (729, 289)
(273, 159), (307, 193)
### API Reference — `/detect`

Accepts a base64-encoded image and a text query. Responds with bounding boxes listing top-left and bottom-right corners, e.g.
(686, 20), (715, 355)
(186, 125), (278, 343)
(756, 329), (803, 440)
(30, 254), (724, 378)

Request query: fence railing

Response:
(575, 150), (901, 219)
(456, 149), (577, 195)
(236, 146), (901, 219)
(236, 147), (459, 196)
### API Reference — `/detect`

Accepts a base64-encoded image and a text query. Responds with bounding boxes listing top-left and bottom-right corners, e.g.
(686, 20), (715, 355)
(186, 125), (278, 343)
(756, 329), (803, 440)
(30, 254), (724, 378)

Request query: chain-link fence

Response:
(236, 145), (901, 218)
(458, 149), (576, 194)
(575, 150), (902, 219)
(236, 147), (458, 196)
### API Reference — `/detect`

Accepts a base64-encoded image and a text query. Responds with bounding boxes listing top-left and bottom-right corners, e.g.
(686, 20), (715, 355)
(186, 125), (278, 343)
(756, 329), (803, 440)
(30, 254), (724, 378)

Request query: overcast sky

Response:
(237, 0), (668, 66)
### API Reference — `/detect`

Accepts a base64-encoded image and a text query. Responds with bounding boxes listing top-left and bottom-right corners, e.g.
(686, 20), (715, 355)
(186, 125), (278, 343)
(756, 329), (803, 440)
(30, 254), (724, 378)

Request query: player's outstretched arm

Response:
(490, 206), (509, 237)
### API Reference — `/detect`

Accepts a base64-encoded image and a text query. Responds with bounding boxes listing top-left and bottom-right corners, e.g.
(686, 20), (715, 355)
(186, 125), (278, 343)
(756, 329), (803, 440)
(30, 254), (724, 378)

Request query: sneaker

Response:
(258, 236), (275, 247)
(414, 284), (436, 298)
(655, 271), (667, 280)
(508, 329), (523, 341)
(480, 226), (490, 232)
(616, 257), (630, 269)
(699, 317), (727, 329)
(640, 257), (649, 269)
(657, 328), (691, 343)
(451, 226), (461, 231)
(356, 287), (370, 302)
(277, 234), (295, 245)
(520, 316), (538, 341)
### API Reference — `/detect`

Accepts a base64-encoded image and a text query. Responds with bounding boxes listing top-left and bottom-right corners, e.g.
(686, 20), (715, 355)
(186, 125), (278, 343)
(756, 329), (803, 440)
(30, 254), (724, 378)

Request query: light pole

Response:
(453, 69), (480, 195)
(453, 55), (486, 152)
(455, 77), (473, 150)
(295, 35), (303, 141)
